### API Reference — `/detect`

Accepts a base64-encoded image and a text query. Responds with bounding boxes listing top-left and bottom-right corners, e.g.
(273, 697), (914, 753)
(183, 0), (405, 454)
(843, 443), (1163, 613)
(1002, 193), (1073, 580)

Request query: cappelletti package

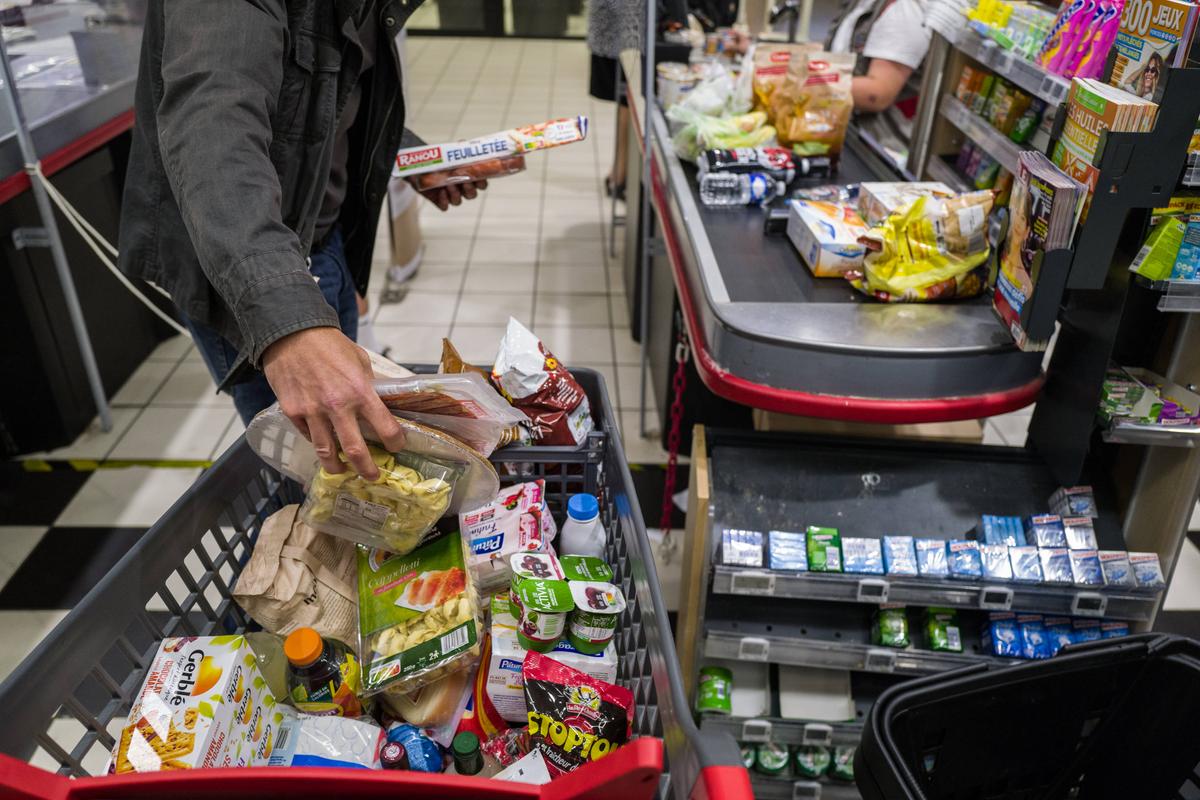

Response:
(522, 650), (634, 778)
(771, 52), (855, 155)
(492, 318), (594, 446)
(357, 532), (483, 696)
(375, 372), (526, 456)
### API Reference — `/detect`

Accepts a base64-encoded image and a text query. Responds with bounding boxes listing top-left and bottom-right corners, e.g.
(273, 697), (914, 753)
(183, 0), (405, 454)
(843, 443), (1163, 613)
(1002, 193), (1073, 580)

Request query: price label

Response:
(738, 636), (770, 662)
(792, 781), (822, 800)
(1071, 592), (1107, 617)
(856, 578), (890, 603)
(864, 648), (897, 673)
(741, 719), (772, 742)
(979, 586), (1014, 610)
(802, 723), (833, 747)
(731, 571), (776, 596)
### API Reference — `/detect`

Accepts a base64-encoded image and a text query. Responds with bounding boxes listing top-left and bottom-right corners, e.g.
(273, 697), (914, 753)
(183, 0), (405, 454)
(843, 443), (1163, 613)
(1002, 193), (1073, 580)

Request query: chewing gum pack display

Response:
(842, 537), (884, 574)
(924, 608), (962, 652)
(1044, 616), (1074, 655)
(1099, 550), (1134, 586)
(1102, 621), (1130, 639)
(1010, 546), (1043, 582)
(1129, 552), (1167, 589)
(394, 116), (588, 178)
(1069, 549), (1104, 586)
(981, 515), (1023, 546)
(1063, 517), (1098, 550)
(1049, 486), (1098, 518)
(721, 529), (765, 567)
(983, 612), (1021, 658)
(768, 530), (809, 571)
(1039, 548), (1073, 584)
(915, 539), (949, 578)
(1018, 614), (1052, 659)
(1025, 515), (1067, 548)
(1072, 618), (1103, 643)
(807, 527), (842, 572)
(882, 536), (918, 576)
(981, 544), (1014, 580)
(947, 540), (983, 580)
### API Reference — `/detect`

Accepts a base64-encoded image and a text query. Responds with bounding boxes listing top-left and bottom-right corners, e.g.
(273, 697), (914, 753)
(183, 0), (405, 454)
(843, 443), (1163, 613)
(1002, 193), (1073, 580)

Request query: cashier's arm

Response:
(157, 0), (403, 478)
(852, 58), (913, 113)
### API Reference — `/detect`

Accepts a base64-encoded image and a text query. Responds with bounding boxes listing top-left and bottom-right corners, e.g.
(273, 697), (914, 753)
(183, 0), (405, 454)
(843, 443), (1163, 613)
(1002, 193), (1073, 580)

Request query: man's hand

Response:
(415, 178), (488, 211)
(262, 327), (405, 480)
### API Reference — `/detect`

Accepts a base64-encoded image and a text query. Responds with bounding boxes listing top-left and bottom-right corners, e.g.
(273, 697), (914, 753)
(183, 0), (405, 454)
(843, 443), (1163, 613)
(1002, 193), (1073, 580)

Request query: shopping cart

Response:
(0, 369), (749, 799)
(855, 632), (1200, 799)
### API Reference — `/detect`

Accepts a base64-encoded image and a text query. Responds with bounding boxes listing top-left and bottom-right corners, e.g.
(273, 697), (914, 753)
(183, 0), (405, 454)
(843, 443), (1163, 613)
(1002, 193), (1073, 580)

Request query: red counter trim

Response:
(647, 156), (1044, 424)
(0, 109), (135, 206)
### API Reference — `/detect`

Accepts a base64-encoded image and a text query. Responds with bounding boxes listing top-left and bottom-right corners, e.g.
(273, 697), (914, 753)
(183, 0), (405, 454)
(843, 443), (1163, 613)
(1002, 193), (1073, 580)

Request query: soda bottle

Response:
(284, 628), (363, 717)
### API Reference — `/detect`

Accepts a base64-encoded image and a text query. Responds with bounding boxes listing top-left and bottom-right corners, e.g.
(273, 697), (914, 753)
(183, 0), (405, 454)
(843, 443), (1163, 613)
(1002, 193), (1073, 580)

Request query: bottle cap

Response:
(283, 627), (323, 667)
(381, 741), (408, 770)
(567, 493), (599, 522)
(452, 731), (480, 758)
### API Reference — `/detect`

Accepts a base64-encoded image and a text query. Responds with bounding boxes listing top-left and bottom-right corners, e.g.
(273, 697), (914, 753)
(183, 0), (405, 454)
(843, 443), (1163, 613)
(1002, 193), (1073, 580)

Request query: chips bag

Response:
(847, 191), (995, 302)
(771, 52), (855, 155)
(523, 651), (633, 778)
(751, 43), (818, 112)
(492, 318), (594, 446)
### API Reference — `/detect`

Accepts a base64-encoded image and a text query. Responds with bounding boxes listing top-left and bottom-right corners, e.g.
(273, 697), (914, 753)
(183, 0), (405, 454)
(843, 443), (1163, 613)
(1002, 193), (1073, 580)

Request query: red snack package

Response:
(492, 318), (594, 446)
(522, 650), (634, 778)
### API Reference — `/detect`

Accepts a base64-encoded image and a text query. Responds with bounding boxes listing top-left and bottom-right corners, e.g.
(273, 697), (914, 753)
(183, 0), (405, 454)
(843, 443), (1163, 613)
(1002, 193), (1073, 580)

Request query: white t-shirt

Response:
(830, 0), (932, 71)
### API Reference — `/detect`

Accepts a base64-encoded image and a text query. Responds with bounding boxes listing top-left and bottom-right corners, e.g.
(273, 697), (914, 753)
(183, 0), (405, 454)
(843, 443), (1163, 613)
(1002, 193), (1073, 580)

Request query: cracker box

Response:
(486, 596), (617, 723)
(393, 116), (588, 178)
(110, 635), (277, 773)
(786, 199), (869, 277)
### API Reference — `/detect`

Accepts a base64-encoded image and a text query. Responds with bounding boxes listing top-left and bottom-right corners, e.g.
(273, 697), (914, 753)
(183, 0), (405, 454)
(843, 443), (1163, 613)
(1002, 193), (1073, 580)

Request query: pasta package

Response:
(771, 52), (855, 155)
(357, 533), (483, 696)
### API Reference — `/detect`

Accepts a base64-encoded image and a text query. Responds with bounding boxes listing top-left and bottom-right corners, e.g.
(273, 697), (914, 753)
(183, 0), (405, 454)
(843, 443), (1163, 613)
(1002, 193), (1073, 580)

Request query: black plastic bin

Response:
(856, 633), (1200, 799)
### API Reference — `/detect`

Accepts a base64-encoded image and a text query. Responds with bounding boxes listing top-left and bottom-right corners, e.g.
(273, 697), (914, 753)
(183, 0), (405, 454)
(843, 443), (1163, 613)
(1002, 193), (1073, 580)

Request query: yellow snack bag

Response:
(771, 52), (855, 154)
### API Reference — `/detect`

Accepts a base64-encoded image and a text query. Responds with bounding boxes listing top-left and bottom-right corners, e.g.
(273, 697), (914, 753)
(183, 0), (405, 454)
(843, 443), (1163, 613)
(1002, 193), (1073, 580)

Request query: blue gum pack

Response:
(1018, 614), (1053, 659)
(882, 536), (919, 576)
(915, 538), (949, 578)
(947, 540), (983, 580)
(980, 515), (1023, 546)
(1025, 515), (1067, 548)
(983, 612), (1022, 658)
(1009, 546), (1043, 582)
(980, 545), (1014, 580)
(842, 537), (885, 574)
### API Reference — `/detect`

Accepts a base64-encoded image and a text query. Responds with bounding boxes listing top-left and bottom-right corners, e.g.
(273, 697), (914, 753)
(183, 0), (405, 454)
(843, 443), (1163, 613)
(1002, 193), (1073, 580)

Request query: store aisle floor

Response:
(0, 37), (667, 684)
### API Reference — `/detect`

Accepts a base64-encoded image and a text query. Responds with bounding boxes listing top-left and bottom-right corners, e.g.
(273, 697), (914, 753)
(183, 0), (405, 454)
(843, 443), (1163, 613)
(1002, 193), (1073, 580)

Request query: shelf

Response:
(938, 94), (1026, 174)
(703, 630), (1004, 676)
(953, 25), (1071, 107)
(750, 773), (862, 800)
(926, 154), (972, 192)
(1133, 275), (1200, 312)
(1103, 419), (1200, 447)
(711, 565), (1159, 621)
(701, 714), (863, 747)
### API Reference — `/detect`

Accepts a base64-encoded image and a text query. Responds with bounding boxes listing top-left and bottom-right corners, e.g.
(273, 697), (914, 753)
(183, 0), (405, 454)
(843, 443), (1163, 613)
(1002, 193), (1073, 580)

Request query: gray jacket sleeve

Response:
(157, 0), (339, 366)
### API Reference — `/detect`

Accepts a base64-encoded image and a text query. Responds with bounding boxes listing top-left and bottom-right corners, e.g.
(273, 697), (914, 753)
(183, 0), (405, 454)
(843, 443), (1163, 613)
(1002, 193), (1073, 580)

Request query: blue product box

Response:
(980, 545), (1014, 580)
(721, 529), (764, 567)
(768, 530), (808, 571)
(843, 537), (884, 574)
(1018, 614), (1053, 659)
(980, 515), (1022, 546)
(1039, 548), (1073, 584)
(915, 538), (949, 578)
(882, 536), (918, 576)
(982, 612), (1022, 658)
(1009, 546), (1043, 582)
(1069, 549), (1104, 586)
(1099, 551), (1133, 586)
(1129, 552), (1166, 589)
(947, 540), (983, 580)
(1063, 517), (1098, 550)
(1101, 621), (1130, 639)
(1072, 618), (1103, 643)
(1049, 485), (1098, 518)
(1044, 616), (1074, 655)
(1024, 515), (1067, 548)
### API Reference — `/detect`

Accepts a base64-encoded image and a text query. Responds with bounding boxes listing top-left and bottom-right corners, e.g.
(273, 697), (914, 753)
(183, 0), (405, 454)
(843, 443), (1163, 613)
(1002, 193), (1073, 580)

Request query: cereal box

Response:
(110, 635), (277, 773)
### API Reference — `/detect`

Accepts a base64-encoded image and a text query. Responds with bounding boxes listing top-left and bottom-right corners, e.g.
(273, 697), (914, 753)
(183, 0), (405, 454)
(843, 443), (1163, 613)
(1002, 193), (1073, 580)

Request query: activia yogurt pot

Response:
(559, 554), (614, 583)
(566, 581), (626, 655)
(508, 552), (564, 616)
(514, 579), (573, 652)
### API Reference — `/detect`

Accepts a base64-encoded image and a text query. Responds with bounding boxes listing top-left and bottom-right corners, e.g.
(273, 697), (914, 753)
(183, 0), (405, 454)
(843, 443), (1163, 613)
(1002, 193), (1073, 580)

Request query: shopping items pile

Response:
(103, 318), (645, 786)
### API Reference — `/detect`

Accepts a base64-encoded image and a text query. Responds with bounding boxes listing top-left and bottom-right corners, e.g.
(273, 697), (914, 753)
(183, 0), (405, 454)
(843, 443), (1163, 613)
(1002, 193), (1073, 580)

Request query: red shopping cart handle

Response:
(0, 738), (663, 800)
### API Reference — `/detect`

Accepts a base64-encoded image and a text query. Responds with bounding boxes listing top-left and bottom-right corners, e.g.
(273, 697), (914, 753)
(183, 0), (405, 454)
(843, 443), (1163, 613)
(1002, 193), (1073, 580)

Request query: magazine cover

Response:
(1109, 0), (1198, 102)
(995, 164), (1055, 350)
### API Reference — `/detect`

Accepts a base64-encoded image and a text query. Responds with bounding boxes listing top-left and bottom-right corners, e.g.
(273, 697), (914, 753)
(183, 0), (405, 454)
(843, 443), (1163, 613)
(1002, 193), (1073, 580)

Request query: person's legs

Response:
(612, 103), (630, 190)
(308, 226), (359, 341)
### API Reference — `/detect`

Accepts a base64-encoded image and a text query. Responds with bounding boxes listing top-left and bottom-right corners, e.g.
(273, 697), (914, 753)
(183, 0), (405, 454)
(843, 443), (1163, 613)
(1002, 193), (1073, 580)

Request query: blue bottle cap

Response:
(568, 493), (599, 521)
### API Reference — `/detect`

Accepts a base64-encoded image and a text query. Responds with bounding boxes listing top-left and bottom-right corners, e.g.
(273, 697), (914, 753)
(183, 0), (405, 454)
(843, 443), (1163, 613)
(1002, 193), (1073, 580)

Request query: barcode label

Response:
(738, 637), (770, 662)
(731, 571), (775, 596)
(947, 626), (962, 651)
(441, 626), (470, 653)
(274, 723), (291, 753)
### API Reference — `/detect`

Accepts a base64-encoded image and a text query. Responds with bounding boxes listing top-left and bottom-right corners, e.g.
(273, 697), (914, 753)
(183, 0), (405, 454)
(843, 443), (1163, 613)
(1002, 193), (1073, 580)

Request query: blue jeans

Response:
(189, 227), (358, 425)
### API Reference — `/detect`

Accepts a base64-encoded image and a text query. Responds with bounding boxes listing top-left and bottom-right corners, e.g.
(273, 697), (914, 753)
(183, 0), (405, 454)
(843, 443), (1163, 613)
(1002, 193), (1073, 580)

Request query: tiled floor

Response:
(0, 37), (667, 687)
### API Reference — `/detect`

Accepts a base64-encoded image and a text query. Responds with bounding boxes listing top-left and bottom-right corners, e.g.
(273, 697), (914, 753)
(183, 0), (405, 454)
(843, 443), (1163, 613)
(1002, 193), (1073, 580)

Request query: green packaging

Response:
(794, 745), (831, 778)
(696, 665), (734, 714)
(971, 74), (997, 115)
(740, 743), (756, 769)
(831, 746), (855, 781)
(871, 606), (910, 648)
(806, 526), (842, 572)
(559, 554), (614, 583)
(1131, 216), (1188, 281)
(924, 607), (963, 653)
(566, 581), (626, 655)
(514, 578), (573, 652)
(756, 742), (789, 775)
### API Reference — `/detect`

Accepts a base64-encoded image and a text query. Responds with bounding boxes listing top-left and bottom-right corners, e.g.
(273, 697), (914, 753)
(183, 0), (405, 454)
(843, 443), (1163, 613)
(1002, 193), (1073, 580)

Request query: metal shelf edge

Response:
(1103, 420), (1200, 447)
(952, 26), (1071, 107)
(938, 94), (1025, 174)
(749, 773), (863, 800)
(701, 714), (864, 747)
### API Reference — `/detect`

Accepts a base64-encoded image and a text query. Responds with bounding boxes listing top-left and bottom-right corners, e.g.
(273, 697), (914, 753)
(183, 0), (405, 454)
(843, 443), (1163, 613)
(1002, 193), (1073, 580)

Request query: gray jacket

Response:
(118, 0), (419, 378)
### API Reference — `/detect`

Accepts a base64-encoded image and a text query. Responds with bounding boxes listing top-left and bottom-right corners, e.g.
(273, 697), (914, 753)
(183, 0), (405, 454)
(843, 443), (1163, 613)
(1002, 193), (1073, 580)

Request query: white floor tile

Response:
(534, 293), (610, 327)
(374, 291), (458, 325)
(541, 237), (607, 267)
(476, 216), (542, 240)
(423, 237), (476, 262)
(573, 362), (619, 402)
(1166, 538), (1200, 610)
(0, 610), (68, 686)
(539, 216), (605, 241)
(0, 526), (46, 591)
(17, 408), (140, 462)
(110, 406), (236, 461)
(445, 325), (507, 364)
(985, 412), (1031, 446)
(468, 238), (539, 266)
(617, 364), (659, 410)
(146, 335), (192, 362)
(149, 361), (229, 407)
(536, 265), (610, 293)
(57, 467), (204, 527)
(374, 324), (450, 364)
(613, 329), (643, 366)
(619, 410), (669, 463)
(396, 263), (466, 294)
(212, 418), (244, 461)
(610, 294), (631, 328)
(463, 265), (536, 294)
(532, 325), (614, 365)
(487, 175), (544, 197)
(608, 266), (627, 296)
(111, 360), (175, 406)
(455, 292), (534, 327)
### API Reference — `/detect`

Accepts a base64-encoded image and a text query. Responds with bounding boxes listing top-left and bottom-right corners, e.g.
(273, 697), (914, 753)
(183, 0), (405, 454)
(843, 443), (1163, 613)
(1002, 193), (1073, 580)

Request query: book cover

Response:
(1109, 0), (1198, 102)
